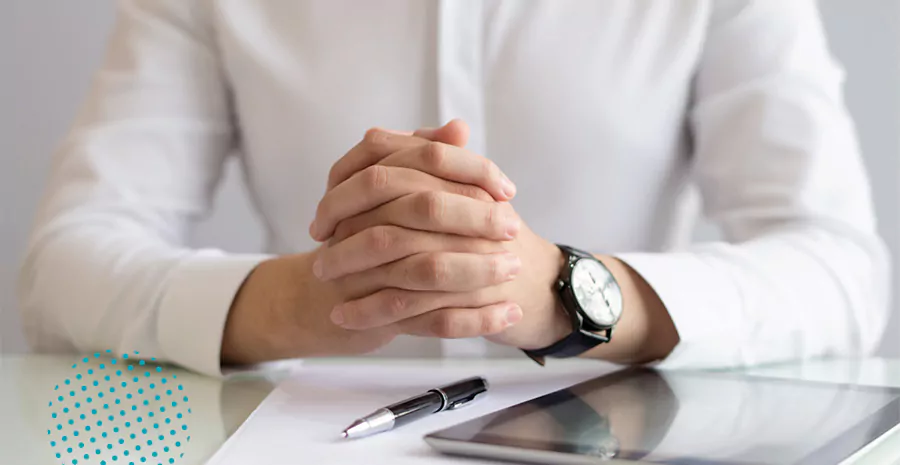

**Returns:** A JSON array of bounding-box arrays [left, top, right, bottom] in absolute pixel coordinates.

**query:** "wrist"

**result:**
[[516, 241, 572, 350], [222, 252, 334, 364], [528, 295, 573, 351], [221, 259, 274, 365]]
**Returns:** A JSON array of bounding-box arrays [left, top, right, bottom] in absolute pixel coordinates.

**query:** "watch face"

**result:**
[[571, 259, 623, 327]]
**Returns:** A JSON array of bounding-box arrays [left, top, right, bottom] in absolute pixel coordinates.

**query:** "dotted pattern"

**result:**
[[45, 351, 192, 465]]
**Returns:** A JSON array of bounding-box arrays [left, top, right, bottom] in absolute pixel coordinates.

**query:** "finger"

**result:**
[[326, 119, 469, 191], [314, 165, 500, 241], [330, 181, 494, 243], [413, 118, 470, 147], [377, 142, 516, 201], [397, 303, 523, 339], [329, 181, 496, 243], [314, 166, 440, 241], [326, 129, 427, 191], [314, 225, 505, 281], [329, 192, 520, 245], [375, 252, 521, 292], [331, 286, 506, 330], [380, 129, 415, 136]]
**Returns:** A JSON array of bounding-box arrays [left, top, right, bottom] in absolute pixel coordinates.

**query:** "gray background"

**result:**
[[3, 1, 898, 355]]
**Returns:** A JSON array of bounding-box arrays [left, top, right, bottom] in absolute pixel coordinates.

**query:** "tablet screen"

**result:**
[[426, 368, 900, 464]]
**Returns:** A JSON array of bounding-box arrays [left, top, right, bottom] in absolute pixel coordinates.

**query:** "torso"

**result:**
[[211, 0, 711, 356]]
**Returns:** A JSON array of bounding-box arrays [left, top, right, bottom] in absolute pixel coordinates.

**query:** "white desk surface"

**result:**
[[2, 355, 899, 465]]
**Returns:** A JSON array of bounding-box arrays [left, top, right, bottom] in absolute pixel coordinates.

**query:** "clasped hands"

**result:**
[[310, 119, 570, 352]]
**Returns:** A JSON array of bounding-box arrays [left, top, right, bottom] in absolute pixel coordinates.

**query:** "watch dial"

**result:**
[[571, 259, 623, 327]]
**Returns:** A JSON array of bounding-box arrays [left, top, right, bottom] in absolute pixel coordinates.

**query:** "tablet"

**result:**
[[425, 368, 900, 464]]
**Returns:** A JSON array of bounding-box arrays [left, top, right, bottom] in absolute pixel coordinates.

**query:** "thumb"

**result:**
[[414, 118, 470, 148]]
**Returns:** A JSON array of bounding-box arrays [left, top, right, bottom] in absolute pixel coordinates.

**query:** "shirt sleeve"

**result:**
[[616, 0, 890, 368], [17, 0, 270, 377]]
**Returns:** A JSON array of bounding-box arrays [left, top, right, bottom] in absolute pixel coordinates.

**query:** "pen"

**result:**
[[340, 376, 489, 439]]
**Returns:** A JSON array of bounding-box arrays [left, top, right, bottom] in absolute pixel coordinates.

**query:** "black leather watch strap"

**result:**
[[524, 329, 610, 359], [558, 244, 592, 259]]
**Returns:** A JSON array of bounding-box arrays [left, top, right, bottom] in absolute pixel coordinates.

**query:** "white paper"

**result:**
[[207, 359, 616, 465]]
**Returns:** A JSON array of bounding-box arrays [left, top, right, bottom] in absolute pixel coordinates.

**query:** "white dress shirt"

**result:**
[[19, 0, 889, 376]]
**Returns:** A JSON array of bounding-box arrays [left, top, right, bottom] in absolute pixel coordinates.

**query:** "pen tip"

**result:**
[[340, 431, 348, 439]]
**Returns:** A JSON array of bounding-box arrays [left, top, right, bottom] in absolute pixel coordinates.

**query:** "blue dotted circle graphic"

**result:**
[[46, 351, 192, 465]]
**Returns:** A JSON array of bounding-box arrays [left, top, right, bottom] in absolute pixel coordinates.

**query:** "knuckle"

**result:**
[[361, 165, 389, 191], [386, 291, 408, 318], [415, 191, 445, 223], [339, 301, 362, 326], [479, 310, 502, 335], [430, 312, 461, 338], [423, 142, 446, 170], [368, 225, 393, 251], [363, 128, 388, 150], [420, 254, 449, 286], [485, 204, 501, 233], [488, 255, 502, 283]]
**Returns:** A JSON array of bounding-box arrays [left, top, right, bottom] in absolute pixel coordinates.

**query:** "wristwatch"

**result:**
[[524, 245, 624, 360]]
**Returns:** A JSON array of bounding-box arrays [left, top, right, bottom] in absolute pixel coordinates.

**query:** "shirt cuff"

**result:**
[[157, 251, 271, 377], [614, 250, 744, 370]]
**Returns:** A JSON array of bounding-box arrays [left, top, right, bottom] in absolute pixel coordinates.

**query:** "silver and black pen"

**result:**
[[340, 376, 489, 439]]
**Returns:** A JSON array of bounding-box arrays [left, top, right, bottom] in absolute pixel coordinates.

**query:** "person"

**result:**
[[19, 0, 889, 377]]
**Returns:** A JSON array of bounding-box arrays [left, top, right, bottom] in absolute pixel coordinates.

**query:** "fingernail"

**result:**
[[312, 259, 324, 279], [505, 305, 523, 326], [330, 307, 345, 325], [504, 216, 521, 240], [505, 254, 522, 280], [500, 173, 517, 199]]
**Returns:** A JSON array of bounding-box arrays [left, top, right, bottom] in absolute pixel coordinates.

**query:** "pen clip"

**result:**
[[446, 391, 485, 410]]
